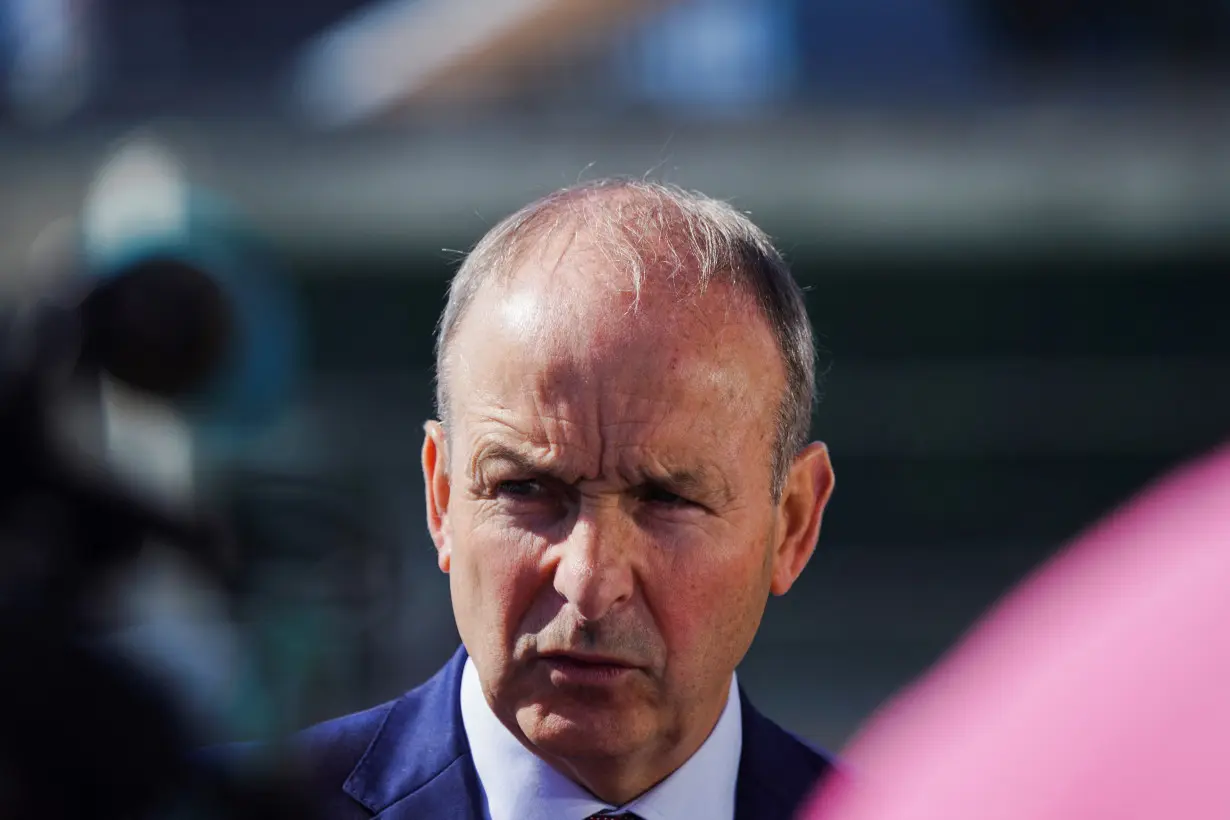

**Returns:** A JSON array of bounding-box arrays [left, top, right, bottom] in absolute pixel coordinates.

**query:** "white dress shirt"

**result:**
[[460, 657, 743, 820]]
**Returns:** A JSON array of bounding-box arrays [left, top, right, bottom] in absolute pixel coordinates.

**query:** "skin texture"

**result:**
[[422, 230, 835, 805]]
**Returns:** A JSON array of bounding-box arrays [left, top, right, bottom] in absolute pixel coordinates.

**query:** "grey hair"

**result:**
[[434, 178, 817, 499]]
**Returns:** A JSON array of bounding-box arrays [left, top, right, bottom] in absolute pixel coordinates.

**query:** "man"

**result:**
[[288, 180, 837, 819]]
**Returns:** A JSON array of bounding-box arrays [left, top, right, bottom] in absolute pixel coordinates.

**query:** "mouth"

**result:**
[[537, 652, 637, 685]]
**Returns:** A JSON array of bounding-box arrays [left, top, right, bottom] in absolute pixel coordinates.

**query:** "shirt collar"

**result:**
[[461, 657, 742, 820]]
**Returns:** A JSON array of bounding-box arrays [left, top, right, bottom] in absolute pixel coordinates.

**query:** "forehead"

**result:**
[[446, 244, 785, 480]]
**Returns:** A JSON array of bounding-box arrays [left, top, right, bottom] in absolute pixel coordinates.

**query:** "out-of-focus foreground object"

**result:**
[[0, 131, 312, 819], [803, 438, 1230, 820], [82, 134, 301, 436]]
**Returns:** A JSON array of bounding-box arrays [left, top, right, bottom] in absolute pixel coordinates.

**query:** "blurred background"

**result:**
[[1, 0, 1229, 751]]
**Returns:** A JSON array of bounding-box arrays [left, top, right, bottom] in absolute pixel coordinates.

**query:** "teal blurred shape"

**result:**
[[82, 189, 301, 435]]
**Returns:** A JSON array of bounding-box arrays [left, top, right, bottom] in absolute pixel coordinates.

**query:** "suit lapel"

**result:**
[[343, 647, 484, 819]]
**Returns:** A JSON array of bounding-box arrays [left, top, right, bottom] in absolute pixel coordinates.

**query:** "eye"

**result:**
[[638, 484, 694, 508], [495, 479, 545, 499]]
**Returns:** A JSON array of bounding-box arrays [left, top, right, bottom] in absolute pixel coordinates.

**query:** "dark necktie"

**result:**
[[586, 814, 642, 819]]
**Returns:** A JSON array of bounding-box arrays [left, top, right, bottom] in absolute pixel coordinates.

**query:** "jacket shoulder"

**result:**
[[207, 649, 472, 817], [737, 692, 838, 820], [775, 726, 836, 782], [203, 700, 400, 819], [293, 698, 402, 780]]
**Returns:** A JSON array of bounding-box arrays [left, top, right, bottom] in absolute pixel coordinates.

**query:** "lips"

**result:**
[[539, 652, 634, 668], [537, 652, 637, 685]]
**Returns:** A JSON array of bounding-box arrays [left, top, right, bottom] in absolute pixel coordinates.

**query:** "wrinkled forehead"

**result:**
[[452, 288, 770, 416], [495, 226, 765, 349], [445, 250, 784, 477]]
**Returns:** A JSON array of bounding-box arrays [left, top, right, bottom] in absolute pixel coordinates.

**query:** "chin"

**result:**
[[517, 701, 651, 760]]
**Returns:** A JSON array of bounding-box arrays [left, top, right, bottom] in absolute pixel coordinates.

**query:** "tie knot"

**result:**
[[587, 814, 641, 819]]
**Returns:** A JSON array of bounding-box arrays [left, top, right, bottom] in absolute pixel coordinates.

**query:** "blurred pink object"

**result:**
[[805, 441, 1230, 820]]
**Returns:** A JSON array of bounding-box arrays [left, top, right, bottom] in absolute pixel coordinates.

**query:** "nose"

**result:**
[[552, 509, 635, 622]]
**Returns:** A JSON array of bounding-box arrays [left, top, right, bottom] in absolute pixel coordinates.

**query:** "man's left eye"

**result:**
[[640, 486, 693, 507]]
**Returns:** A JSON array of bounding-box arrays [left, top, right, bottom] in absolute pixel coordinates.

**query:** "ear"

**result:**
[[422, 420, 453, 573], [770, 442, 835, 596]]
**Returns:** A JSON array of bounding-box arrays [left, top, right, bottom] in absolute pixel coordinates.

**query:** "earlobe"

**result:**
[[770, 442, 835, 596], [422, 420, 453, 574]]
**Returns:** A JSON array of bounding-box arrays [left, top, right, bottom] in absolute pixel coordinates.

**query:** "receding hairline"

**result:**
[[439, 179, 783, 349], [464, 183, 728, 291], [439, 185, 782, 410], [434, 178, 818, 498]]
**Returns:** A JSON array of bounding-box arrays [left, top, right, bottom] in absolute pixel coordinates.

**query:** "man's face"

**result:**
[[423, 249, 830, 772]]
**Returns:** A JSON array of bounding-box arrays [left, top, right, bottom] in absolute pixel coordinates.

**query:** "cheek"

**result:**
[[451, 503, 551, 639], [650, 531, 773, 673]]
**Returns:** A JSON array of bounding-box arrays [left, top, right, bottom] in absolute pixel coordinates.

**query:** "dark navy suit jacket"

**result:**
[[279, 647, 834, 819]]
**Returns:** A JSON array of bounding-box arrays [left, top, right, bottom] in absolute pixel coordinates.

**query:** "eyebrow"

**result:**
[[469, 442, 732, 503], [469, 443, 543, 478]]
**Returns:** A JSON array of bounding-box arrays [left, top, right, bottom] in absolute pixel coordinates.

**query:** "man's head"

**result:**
[[422, 179, 834, 801]]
